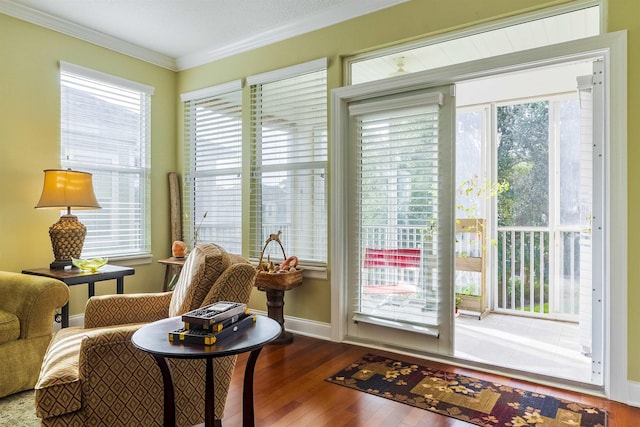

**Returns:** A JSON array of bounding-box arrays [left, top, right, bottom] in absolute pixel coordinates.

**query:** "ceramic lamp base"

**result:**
[[49, 214, 86, 270]]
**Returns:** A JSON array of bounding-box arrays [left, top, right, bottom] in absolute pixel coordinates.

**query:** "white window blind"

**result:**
[[248, 59, 328, 265], [60, 62, 153, 259], [182, 81, 243, 253], [350, 92, 448, 329]]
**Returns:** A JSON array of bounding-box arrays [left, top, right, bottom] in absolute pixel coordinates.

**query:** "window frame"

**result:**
[[344, 0, 602, 85], [181, 80, 244, 254], [59, 61, 153, 262], [246, 58, 329, 271], [332, 30, 627, 401]]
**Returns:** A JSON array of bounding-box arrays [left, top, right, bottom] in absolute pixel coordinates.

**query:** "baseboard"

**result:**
[[251, 309, 332, 341], [628, 381, 640, 407], [52, 313, 84, 332]]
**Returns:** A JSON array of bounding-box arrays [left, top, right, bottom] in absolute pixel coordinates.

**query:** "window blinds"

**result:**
[[350, 92, 448, 331], [60, 62, 153, 259], [248, 59, 327, 265], [182, 81, 243, 253]]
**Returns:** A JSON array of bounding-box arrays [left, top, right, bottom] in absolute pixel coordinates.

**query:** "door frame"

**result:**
[[330, 31, 627, 401]]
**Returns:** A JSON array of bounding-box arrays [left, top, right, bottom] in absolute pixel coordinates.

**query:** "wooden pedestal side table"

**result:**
[[158, 257, 186, 291], [254, 275, 302, 345], [22, 264, 135, 328], [132, 315, 281, 427]]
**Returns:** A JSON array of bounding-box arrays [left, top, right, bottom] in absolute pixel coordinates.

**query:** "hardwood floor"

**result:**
[[222, 334, 640, 426]]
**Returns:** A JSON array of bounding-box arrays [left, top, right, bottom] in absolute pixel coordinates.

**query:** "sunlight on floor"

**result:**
[[455, 312, 592, 383]]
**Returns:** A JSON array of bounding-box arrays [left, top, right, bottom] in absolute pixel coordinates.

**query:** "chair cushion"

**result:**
[[168, 243, 230, 317], [0, 309, 19, 345]]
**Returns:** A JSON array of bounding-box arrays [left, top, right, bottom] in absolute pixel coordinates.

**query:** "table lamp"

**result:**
[[35, 169, 101, 269]]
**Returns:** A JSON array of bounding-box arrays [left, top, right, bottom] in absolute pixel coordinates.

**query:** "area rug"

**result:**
[[326, 354, 606, 427], [0, 390, 40, 427]]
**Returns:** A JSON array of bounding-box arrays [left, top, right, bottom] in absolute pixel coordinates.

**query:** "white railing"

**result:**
[[358, 224, 585, 321], [497, 226, 583, 319]]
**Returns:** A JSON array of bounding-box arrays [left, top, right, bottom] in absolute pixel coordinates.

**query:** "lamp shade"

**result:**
[[35, 169, 101, 210]]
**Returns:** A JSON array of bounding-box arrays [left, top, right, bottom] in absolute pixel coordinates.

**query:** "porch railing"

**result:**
[[497, 226, 584, 319], [358, 225, 586, 320]]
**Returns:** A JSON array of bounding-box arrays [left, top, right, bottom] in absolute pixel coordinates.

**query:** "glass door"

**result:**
[[343, 86, 456, 354]]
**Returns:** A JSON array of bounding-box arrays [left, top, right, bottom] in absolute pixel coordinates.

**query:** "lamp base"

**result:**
[[49, 214, 86, 270], [50, 259, 73, 270]]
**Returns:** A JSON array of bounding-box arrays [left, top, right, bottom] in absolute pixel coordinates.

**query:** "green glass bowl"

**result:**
[[72, 258, 108, 272]]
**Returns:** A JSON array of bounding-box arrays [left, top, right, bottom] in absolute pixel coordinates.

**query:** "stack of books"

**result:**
[[168, 301, 255, 346]]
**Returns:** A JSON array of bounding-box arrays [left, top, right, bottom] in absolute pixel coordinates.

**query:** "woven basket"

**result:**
[[255, 268, 303, 291], [255, 235, 303, 291]]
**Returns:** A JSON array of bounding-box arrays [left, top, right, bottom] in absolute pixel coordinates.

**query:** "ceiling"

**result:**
[[1, 0, 408, 71]]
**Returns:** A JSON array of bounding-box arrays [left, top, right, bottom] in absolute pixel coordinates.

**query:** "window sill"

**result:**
[[107, 254, 153, 267]]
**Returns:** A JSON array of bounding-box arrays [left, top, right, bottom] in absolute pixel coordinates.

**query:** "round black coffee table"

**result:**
[[132, 315, 281, 427]]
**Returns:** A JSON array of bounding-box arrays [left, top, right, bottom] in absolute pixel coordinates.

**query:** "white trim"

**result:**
[[603, 30, 628, 403], [60, 61, 155, 95], [109, 254, 153, 267], [250, 309, 332, 341], [246, 58, 327, 86], [343, 0, 602, 84], [1, 0, 176, 70], [1, 0, 407, 72], [180, 80, 243, 102], [332, 30, 627, 402], [628, 381, 640, 408], [175, 0, 408, 71]]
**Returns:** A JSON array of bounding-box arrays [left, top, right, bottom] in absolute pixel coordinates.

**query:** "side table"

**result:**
[[158, 257, 186, 291], [22, 264, 135, 328], [131, 315, 281, 427]]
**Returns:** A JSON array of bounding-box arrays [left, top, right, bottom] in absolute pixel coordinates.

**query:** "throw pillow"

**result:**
[[168, 243, 230, 317]]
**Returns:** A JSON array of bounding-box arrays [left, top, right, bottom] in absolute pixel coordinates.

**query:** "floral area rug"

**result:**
[[326, 354, 606, 427]]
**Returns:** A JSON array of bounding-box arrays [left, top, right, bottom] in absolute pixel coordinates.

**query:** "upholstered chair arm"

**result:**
[[0, 272, 68, 339], [84, 292, 172, 329]]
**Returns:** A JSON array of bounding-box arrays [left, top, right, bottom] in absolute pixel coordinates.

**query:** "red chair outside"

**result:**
[[362, 248, 421, 307]]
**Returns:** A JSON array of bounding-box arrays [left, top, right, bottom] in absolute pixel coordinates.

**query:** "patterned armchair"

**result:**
[[34, 244, 257, 427]]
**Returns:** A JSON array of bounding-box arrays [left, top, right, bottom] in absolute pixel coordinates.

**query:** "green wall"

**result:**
[[2, 0, 639, 383], [610, 0, 640, 383], [0, 13, 176, 314]]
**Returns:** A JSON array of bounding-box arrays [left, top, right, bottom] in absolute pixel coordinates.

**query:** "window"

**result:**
[[60, 62, 153, 259], [247, 59, 328, 266], [346, 90, 454, 342], [181, 81, 243, 253], [347, 4, 600, 84]]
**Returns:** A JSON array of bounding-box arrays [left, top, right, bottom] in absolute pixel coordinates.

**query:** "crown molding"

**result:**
[[1, 0, 408, 72], [0, 0, 177, 71], [175, 0, 409, 71]]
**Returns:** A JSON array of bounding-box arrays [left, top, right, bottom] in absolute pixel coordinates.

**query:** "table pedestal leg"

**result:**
[[242, 348, 263, 427], [264, 289, 293, 344], [61, 303, 69, 328], [205, 358, 215, 427], [152, 355, 176, 427]]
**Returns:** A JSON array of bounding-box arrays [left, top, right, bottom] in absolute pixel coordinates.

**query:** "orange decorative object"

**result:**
[[172, 240, 186, 258]]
